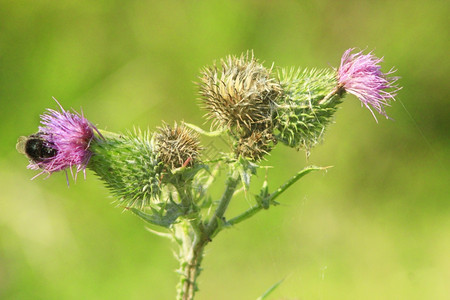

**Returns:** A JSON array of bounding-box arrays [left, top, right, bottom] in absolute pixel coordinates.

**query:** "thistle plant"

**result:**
[[17, 48, 400, 300]]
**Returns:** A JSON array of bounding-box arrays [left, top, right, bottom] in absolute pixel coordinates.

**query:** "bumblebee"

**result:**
[[16, 133, 57, 163]]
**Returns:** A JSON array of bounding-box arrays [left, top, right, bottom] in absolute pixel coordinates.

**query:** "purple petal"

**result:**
[[338, 48, 401, 121], [28, 99, 98, 178]]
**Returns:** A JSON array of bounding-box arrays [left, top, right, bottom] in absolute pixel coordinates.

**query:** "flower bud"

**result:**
[[88, 130, 163, 209]]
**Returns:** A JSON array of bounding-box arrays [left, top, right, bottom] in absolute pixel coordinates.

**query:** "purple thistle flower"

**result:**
[[337, 48, 400, 121], [27, 98, 100, 180]]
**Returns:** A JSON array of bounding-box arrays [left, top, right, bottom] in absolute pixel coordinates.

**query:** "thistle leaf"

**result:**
[[129, 205, 183, 228], [256, 278, 284, 300], [234, 156, 257, 191]]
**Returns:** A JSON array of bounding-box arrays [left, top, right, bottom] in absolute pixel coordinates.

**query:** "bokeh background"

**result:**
[[1, 0, 448, 299]]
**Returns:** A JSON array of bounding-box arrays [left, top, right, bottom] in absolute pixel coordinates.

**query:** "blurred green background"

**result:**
[[1, 0, 448, 299]]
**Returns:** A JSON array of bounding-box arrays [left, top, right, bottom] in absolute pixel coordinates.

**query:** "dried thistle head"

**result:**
[[155, 122, 202, 170], [235, 126, 277, 161], [198, 52, 282, 134]]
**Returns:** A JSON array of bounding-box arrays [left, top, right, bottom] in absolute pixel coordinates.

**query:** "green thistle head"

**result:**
[[88, 130, 163, 209], [274, 68, 343, 152]]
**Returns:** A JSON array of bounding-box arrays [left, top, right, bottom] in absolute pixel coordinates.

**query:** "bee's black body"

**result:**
[[24, 134, 57, 163]]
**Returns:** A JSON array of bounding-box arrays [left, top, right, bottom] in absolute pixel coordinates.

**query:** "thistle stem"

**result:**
[[205, 171, 240, 238], [227, 204, 262, 226], [228, 166, 325, 226], [179, 239, 204, 300], [176, 184, 193, 211], [266, 166, 326, 203], [178, 171, 240, 300]]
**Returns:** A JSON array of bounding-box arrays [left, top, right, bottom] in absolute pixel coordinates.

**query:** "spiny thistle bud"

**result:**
[[198, 52, 282, 133], [154, 123, 202, 170], [274, 68, 341, 151], [88, 130, 163, 209], [16, 99, 100, 180]]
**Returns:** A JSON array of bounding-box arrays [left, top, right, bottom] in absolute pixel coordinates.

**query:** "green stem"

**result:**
[[227, 205, 262, 226], [178, 171, 240, 300], [204, 172, 240, 238], [228, 166, 326, 226], [266, 165, 325, 203], [179, 236, 205, 300], [176, 183, 193, 211], [177, 166, 323, 298]]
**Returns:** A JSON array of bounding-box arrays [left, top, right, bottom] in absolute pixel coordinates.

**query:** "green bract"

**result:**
[[275, 68, 343, 152], [88, 130, 163, 209]]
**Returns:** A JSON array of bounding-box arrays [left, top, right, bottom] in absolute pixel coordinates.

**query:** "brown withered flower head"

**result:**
[[235, 126, 276, 161], [155, 123, 202, 170], [198, 52, 281, 161], [198, 52, 282, 134]]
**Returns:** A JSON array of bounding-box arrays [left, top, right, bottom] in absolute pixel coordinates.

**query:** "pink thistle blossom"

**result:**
[[338, 48, 400, 121], [27, 98, 101, 180]]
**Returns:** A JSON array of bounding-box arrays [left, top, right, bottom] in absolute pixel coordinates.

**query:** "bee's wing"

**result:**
[[16, 136, 28, 155]]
